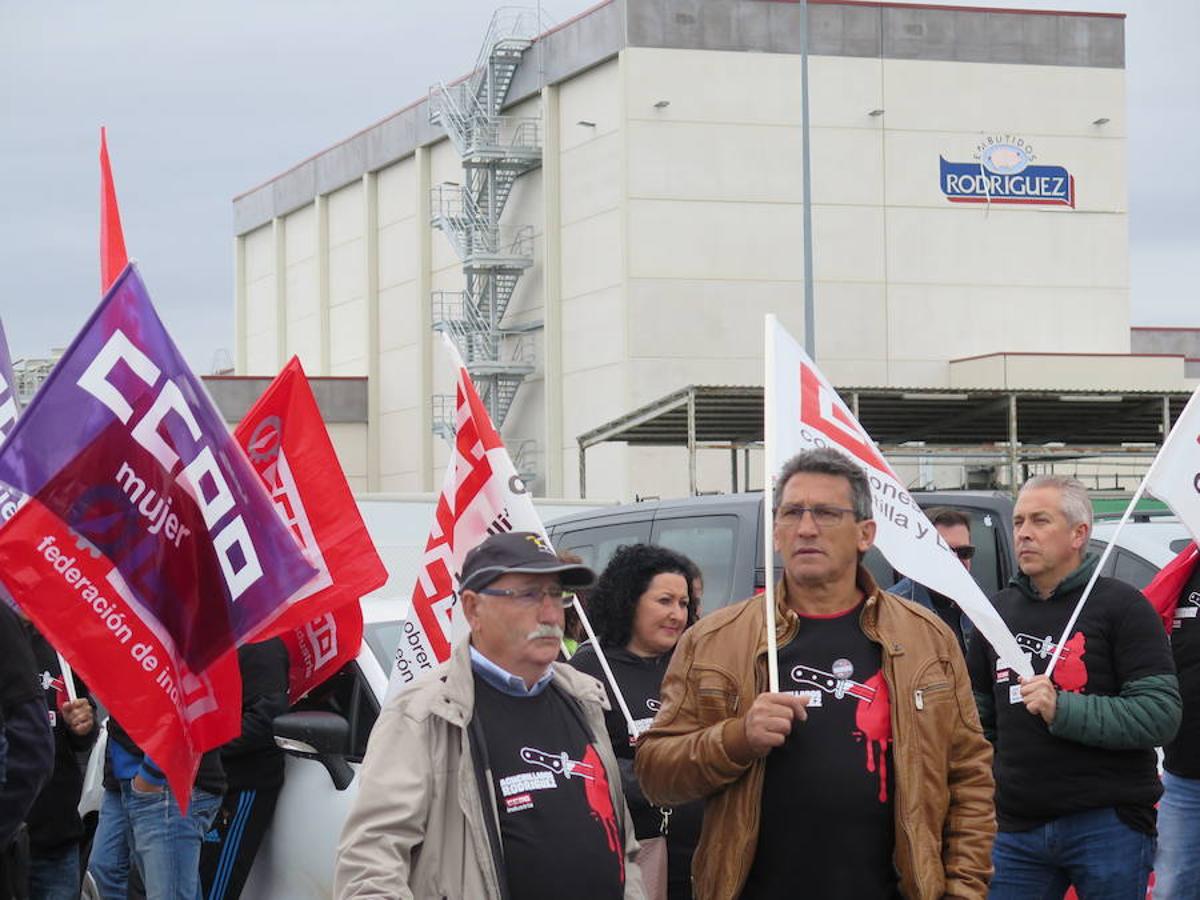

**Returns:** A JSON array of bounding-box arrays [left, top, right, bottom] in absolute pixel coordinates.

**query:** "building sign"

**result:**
[[940, 135, 1075, 208]]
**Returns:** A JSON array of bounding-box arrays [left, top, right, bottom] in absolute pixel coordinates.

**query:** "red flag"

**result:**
[[1142, 541, 1199, 633], [100, 127, 128, 292], [235, 357, 387, 700]]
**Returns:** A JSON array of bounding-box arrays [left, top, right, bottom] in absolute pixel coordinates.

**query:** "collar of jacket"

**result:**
[[1010, 552, 1099, 602], [756, 565, 886, 656], [434, 639, 613, 729]]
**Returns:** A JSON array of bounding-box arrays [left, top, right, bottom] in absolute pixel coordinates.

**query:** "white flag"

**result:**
[[1144, 386, 1200, 544], [766, 316, 1031, 677], [385, 336, 549, 700]]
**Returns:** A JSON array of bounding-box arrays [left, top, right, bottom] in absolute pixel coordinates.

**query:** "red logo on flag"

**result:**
[[798, 364, 890, 474]]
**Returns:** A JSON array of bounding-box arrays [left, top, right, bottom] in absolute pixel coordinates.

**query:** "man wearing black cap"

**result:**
[[335, 531, 645, 900]]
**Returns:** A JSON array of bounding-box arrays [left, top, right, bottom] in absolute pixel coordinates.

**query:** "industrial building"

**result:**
[[230, 0, 1192, 500]]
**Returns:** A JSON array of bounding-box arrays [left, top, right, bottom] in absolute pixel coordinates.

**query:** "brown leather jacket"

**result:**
[[635, 568, 995, 900]]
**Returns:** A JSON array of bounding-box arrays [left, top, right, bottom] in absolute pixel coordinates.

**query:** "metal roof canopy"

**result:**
[[576, 384, 1192, 497]]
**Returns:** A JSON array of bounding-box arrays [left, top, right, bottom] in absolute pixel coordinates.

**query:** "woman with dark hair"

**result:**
[[569, 544, 703, 900]]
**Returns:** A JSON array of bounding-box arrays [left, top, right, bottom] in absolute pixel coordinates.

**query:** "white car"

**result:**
[[1089, 516, 1192, 590]]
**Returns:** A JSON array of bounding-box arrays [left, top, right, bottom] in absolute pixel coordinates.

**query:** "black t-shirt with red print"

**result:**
[[473, 675, 625, 900], [1165, 562, 1200, 778], [741, 601, 899, 900], [968, 560, 1175, 834]]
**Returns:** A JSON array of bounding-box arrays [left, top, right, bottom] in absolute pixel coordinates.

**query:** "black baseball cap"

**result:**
[[459, 531, 596, 593]]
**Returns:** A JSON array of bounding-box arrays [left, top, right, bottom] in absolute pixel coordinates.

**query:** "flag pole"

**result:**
[[571, 597, 641, 743], [763, 316, 780, 693], [1044, 401, 1183, 678], [57, 652, 78, 703]]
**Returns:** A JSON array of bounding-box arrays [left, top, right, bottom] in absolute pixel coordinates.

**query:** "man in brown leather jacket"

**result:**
[[636, 448, 995, 899]]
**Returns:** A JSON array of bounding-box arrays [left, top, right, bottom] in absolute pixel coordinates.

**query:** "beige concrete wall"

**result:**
[[557, 58, 629, 499], [235, 42, 1153, 504], [950, 353, 1190, 391], [328, 422, 369, 493], [241, 224, 279, 374], [376, 157, 426, 492]]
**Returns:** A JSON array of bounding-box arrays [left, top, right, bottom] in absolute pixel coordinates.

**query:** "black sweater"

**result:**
[[968, 556, 1180, 834], [222, 639, 290, 792], [24, 626, 98, 854], [0, 604, 53, 847]]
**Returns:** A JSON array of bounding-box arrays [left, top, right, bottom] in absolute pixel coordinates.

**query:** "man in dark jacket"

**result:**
[[199, 638, 290, 900], [24, 623, 98, 900], [888, 506, 976, 654], [86, 717, 224, 900], [0, 602, 53, 900], [967, 475, 1180, 898]]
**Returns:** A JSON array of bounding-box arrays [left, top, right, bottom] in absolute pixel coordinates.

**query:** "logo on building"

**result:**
[[939, 135, 1075, 208]]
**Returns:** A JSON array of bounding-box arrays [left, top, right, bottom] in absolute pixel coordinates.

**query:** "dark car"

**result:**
[[546, 490, 1016, 611]]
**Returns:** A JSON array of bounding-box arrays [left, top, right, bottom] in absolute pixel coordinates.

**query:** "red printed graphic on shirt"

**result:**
[[854, 672, 893, 803], [581, 744, 624, 883], [1051, 632, 1088, 693]]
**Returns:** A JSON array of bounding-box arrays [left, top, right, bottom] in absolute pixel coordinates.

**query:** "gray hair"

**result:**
[[774, 448, 872, 521], [1020, 475, 1093, 530]]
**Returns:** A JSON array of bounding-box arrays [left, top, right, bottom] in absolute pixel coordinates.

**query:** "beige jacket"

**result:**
[[635, 569, 995, 900], [335, 640, 645, 900]]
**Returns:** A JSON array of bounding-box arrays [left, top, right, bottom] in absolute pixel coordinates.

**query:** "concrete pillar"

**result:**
[[316, 194, 331, 376], [541, 84, 564, 497], [233, 235, 247, 374], [273, 217, 287, 369], [417, 146, 435, 491], [364, 172, 381, 492]]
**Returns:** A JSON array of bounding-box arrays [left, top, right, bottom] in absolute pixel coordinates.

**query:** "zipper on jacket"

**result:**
[[914, 681, 950, 710]]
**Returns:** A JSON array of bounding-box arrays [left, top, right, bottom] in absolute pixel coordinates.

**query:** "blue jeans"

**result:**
[[1155, 771, 1200, 899], [990, 807, 1154, 899], [88, 787, 132, 900], [127, 781, 221, 900], [30, 844, 81, 900], [87, 782, 221, 900]]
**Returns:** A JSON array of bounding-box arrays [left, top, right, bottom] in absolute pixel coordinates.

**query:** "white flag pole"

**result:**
[[763, 315, 780, 693], [571, 596, 641, 742], [1044, 408, 1181, 678], [57, 652, 78, 703]]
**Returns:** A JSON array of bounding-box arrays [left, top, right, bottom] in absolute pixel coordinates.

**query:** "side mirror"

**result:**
[[273, 711, 355, 791]]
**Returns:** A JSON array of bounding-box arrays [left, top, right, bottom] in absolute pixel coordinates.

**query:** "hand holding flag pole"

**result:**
[[1046, 384, 1200, 678]]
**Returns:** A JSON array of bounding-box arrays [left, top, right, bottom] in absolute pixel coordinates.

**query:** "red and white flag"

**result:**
[[765, 316, 1030, 676], [385, 337, 547, 699], [235, 357, 388, 701]]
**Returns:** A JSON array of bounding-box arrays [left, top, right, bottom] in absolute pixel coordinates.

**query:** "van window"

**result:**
[[553, 520, 653, 574], [874, 507, 1006, 598], [1111, 550, 1158, 590], [652, 516, 739, 608], [967, 510, 1005, 598]]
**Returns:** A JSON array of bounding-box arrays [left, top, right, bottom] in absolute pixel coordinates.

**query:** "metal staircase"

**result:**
[[428, 7, 544, 436]]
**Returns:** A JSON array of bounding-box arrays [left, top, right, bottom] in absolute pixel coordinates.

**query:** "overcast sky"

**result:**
[[1, 0, 1197, 372]]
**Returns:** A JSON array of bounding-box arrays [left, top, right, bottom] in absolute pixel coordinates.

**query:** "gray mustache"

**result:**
[[526, 624, 565, 642]]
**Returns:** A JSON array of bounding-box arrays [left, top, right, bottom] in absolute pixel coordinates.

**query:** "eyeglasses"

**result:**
[[951, 545, 976, 561], [775, 504, 859, 528], [475, 586, 576, 607]]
